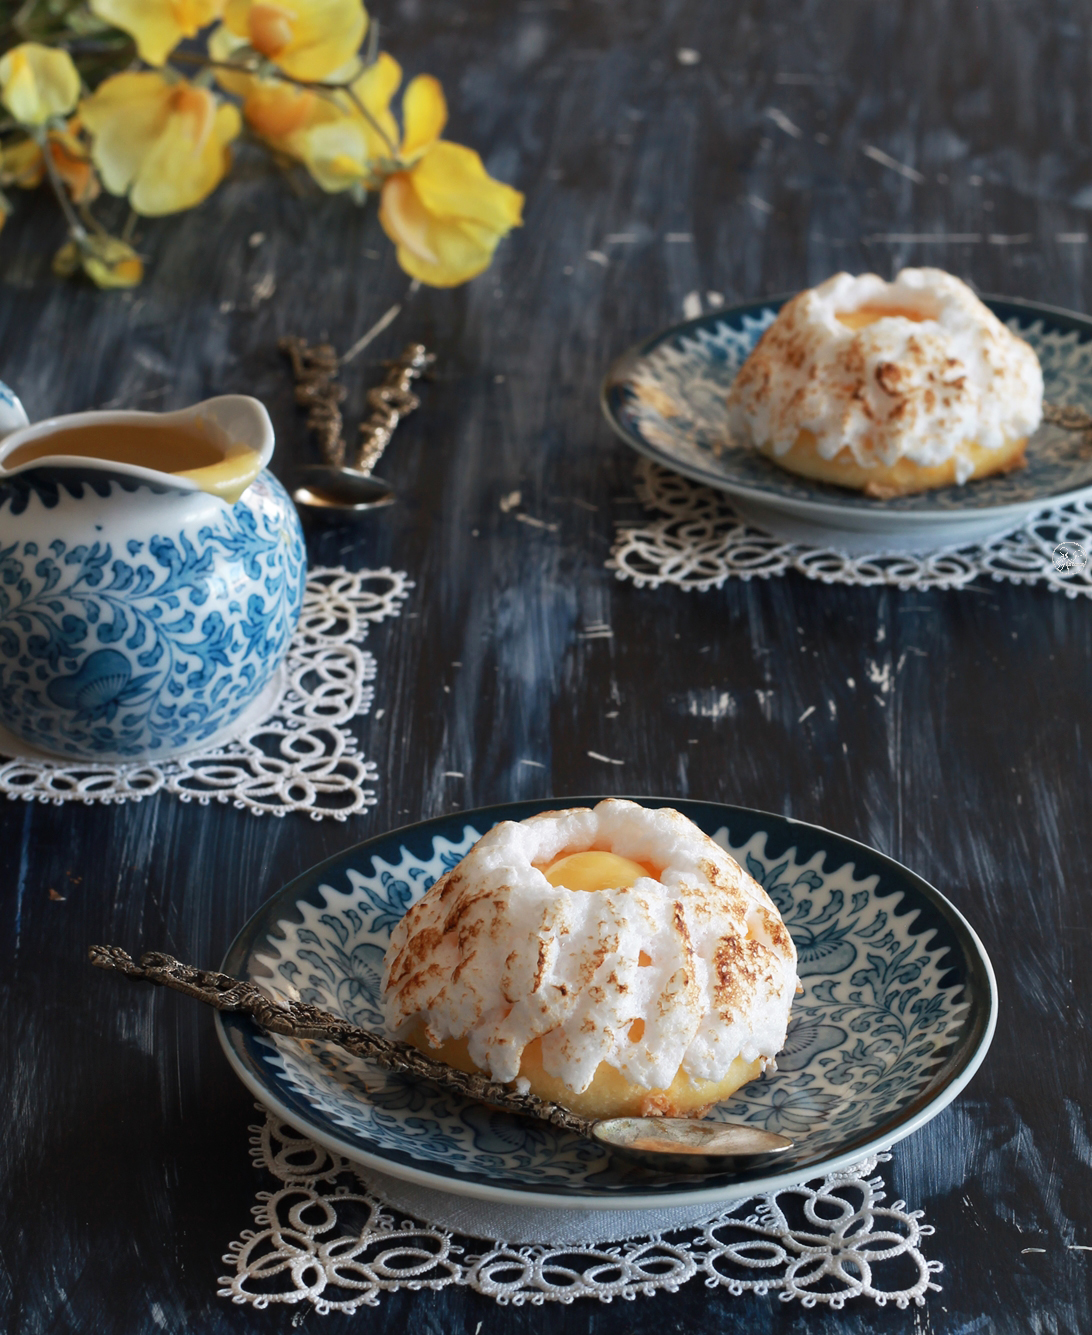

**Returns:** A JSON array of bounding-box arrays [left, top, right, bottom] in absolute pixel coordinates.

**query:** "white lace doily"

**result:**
[[610, 459, 1092, 595], [0, 567, 410, 819], [218, 1109, 941, 1312]]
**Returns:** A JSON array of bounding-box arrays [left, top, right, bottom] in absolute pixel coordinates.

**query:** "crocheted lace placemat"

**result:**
[[610, 459, 1092, 595], [218, 1109, 941, 1312], [0, 567, 410, 819]]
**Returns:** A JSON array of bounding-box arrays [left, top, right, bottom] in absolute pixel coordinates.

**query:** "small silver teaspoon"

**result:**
[[289, 343, 433, 514], [89, 945, 793, 1175]]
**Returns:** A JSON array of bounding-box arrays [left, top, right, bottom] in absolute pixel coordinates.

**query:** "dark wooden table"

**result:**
[[2, 1, 1091, 1330]]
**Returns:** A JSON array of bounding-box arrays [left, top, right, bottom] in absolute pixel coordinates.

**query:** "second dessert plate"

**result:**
[[601, 296, 1092, 552], [217, 798, 997, 1212]]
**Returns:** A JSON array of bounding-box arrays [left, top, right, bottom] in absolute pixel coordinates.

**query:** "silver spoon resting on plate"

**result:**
[[88, 945, 793, 1175]]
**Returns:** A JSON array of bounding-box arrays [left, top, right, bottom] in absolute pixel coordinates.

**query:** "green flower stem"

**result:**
[[78, 202, 110, 239], [335, 83, 397, 158], [32, 126, 87, 242]]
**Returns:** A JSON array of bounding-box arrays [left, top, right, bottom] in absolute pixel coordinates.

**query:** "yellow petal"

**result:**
[[379, 172, 439, 264], [0, 137, 45, 190], [49, 132, 100, 204], [82, 74, 238, 215], [400, 74, 446, 159], [349, 50, 400, 156], [53, 235, 143, 287], [223, 0, 251, 35], [247, 3, 294, 55], [0, 44, 80, 127], [80, 235, 144, 288], [390, 220, 498, 287], [80, 72, 175, 196], [410, 140, 523, 233], [321, 53, 363, 85], [351, 50, 400, 110], [293, 116, 370, 191], [246, 82, 316, 140], [379, 147, 522, 288], [225, 0, 367, 82], [129, 85, 239, 215], [90, 0, 225, 66], [215, 101, 243, 147], [52, 239, 82, 277], [208, 22, 256, 98], [380, 172, 503, 286]]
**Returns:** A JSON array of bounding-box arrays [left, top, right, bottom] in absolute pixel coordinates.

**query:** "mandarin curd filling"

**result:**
[[381, 800, 798, 1120], [538, 849, 657, 892], [833, 305, 932, 330], [726, 268, 1043, 497]]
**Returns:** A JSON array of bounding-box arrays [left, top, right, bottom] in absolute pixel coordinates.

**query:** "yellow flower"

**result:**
[[89, 0, 226, 66], [0, 122, 99, 202], [80, 72, 241, 216], [244, 55, 522, 283], [243, 81, 325, 142], [54, 235, 143, 289], [0, 43, 80, 127], [49, 122, 101, 205], [240, 51, 399, 191], [248, 85, 369, 192], [378, 76, 523, 287], [0, 137, 46, 190], [223, 0, 367, 82], [245, 81, 378, 191]]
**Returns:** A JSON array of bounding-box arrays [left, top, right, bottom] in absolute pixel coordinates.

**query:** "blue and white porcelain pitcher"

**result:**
[[0, 383, 306, 761]]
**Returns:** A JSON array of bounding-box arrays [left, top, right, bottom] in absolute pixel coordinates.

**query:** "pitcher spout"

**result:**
[[169, 396, 274, 502], [0, 394, 274, 505]]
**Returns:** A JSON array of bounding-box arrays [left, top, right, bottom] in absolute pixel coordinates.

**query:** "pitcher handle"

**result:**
[[0, 381, 29, 440]]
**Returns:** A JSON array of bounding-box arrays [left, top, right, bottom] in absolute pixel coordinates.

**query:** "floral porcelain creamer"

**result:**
[[0, 383, 306, 761]]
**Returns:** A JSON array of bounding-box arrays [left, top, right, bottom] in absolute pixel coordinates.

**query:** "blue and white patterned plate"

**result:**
[[216, 799, 997, 1210], [601, 296, 1092, 552]]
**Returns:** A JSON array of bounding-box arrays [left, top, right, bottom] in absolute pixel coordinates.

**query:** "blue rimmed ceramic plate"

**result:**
[[601, 296, 1092, 553], [216, 798, 997, 1210]]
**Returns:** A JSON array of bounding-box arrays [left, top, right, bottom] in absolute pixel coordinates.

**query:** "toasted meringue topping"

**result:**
[[726, 269, 1043, 482], [381, 799, 798, 1095]]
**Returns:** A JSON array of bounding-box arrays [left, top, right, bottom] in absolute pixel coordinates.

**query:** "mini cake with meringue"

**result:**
[[381, 799, 798, 1120], [725, 268, 1043, 497]]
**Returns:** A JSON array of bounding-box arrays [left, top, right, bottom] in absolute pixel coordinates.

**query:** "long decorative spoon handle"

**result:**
[[350, 343, 434, 475], [88, 945, 592, 1137]]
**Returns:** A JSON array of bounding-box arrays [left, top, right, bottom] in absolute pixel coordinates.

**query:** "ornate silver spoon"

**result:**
[[283, 341, 433, 514], [89, 945, 793, 1175]]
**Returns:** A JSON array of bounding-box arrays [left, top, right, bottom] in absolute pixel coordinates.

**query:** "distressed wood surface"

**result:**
[[1, 0, 1091, 1330]]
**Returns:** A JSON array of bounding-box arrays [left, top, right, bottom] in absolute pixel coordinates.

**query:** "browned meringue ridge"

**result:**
[[381, 800, 798, 1119]]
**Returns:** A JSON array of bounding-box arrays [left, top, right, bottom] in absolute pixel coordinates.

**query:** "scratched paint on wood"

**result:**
[[0, 1, 1090, 1331]]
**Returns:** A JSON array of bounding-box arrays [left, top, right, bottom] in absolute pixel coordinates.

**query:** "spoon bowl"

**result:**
[[284, 341, 432, 518], [591, 1117, 793, 1174], [291, 466, 396, 512]]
